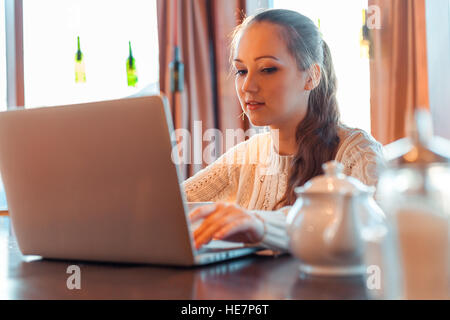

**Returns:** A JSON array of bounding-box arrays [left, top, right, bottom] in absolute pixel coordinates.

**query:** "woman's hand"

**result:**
[[189, 202, 265, 250]]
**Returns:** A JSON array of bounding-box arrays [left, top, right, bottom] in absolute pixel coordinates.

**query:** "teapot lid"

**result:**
[[294, 161, 374, 195]]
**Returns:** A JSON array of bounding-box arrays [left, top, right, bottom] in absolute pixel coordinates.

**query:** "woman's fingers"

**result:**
[[189, 203, 220, 223], [194, 208, 235, 249], [214, 216, 250, 241], [193, 205, 234, 238], [215, 215, 264, 243], [188, 203, 260, 250]]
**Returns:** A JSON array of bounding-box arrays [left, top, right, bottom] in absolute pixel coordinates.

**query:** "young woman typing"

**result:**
[[183, 9, 384, 252]]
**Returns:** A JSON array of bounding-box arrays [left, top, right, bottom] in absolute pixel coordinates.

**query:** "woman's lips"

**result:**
[[246, 102, 265, 111]]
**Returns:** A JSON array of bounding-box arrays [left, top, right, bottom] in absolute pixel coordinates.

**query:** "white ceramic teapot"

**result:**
[[286, 161, 385, 276]]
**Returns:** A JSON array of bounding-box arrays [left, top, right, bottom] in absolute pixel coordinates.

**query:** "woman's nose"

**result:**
[[241, 73, 259, 93]]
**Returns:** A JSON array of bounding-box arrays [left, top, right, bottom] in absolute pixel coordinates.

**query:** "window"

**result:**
[[22, 0, 159, 108], [0, 0, 6, 111], [272, 0, 371, 133], [0, 1, 160, 210]]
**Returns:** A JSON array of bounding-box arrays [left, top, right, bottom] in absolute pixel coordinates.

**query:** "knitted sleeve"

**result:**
[[339, 131, 386, 187], [252, 206, 292, 253]]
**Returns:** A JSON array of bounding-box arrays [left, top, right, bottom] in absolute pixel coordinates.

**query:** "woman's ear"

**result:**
[[304, 64, 321, 91]]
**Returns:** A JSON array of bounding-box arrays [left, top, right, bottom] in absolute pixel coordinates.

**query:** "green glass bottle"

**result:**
[[169, 46, 184, 93], [75, 36, 86, 83], [360, 9, 371, 59], [126, 41, 138, 87], [317, 18, 323, 37]]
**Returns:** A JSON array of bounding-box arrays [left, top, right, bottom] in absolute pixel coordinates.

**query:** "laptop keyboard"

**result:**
[[196, 240, 246, 254]]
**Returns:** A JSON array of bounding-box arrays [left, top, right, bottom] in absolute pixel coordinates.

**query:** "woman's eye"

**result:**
[[262, 67, 277, 74], [235, 69, 247, 76]]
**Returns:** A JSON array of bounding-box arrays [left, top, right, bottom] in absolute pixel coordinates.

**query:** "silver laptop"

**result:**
[[0, 95, 261, 266]]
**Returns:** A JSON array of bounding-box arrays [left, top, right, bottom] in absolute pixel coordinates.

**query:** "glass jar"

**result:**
[[375, 109, 450, 299]]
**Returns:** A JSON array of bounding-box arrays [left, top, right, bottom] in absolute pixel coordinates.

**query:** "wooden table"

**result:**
[[0, 216, 369, 300]]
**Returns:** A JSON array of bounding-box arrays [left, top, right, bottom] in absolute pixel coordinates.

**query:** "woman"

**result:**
[[183, 9, 384, 252]]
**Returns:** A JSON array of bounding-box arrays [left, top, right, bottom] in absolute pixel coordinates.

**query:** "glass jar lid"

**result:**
[[386, 109, 450, 166]]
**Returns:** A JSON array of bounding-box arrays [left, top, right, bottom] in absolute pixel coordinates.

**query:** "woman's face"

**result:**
[[233, 22, 311, 129]]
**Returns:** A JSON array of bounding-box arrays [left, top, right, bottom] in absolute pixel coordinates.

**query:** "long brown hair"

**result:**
[[230, 9, 341, 208]]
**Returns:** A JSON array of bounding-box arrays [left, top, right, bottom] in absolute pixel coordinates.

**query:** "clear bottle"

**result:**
[[376, 109, 450, 299]]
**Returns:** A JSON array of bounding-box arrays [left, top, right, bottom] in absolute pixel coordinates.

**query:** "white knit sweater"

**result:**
[[182, 126, 385, 252]]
